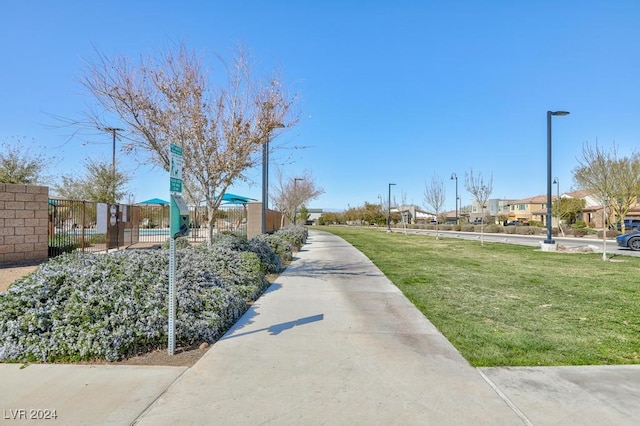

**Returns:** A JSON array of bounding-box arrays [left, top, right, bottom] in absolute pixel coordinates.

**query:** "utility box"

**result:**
[[101, 203, 125, 249], [170, 194, 190, 239]]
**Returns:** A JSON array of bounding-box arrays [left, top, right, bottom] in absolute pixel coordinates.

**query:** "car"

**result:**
[[505, 220, 522, 226], [471, 218, 484, 225], [617, 219, 640, 231], [616, 231, 640, 251]]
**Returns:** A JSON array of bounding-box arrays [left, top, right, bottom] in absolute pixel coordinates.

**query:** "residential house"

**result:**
[[566, 189, 640, 228], [562, 190, 602, 227], [469, 198, 511, 223], [393, 204, 434, 224], [306, 208, 324, 225], [463, 189, 640, 229]]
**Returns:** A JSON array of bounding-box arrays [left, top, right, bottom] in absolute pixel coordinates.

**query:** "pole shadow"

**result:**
[[221, 313, 324, 339]]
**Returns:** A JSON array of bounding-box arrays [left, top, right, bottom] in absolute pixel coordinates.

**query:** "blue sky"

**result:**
[[2, 1, 639, 212]]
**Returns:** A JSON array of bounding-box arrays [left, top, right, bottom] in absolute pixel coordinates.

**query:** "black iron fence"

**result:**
[[48, 198, 247, 258], [48, 199, 139, 256]]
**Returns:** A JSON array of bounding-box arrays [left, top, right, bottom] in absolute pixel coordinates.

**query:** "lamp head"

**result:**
[[550, 111, 570, 116]]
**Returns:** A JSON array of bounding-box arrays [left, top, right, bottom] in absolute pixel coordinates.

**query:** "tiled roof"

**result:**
[[507, 194, 547, 204]]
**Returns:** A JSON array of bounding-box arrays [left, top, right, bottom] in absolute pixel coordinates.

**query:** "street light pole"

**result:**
[[450, 173, 458, 224], [103, 127, 123, 203], [261, 137, 269, 234], [544, 111, 569, 246], [261, 123, 284, 234], [553, 177, 560, 230], [387, 183, 396, 231], [293, 178, 304, 225]]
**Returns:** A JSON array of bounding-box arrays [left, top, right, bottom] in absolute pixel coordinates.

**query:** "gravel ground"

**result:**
[[0, 262, 40, 293]]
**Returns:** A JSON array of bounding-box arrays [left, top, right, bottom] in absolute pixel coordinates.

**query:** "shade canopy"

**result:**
[[136, 194, 255, 207], [136, 198, 170, 206], [218, 193, 256, 205]]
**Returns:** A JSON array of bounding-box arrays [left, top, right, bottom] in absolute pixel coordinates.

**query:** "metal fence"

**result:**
[[48, 198, 247, 257], [48, 199, 140, 256], [188, 204, 247, 241]]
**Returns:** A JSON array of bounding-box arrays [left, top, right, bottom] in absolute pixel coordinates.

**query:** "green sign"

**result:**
[[169, 144, 183, 194], [170, 144, 182, 156], [170, 178, 182, 193]]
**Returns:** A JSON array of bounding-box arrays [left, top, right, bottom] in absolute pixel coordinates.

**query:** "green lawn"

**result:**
[[315, 226, 640, 367]]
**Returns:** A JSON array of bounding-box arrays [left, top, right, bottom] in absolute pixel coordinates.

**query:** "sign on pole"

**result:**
[[168, 143, 183, 356], [170, 144, 183, 193]]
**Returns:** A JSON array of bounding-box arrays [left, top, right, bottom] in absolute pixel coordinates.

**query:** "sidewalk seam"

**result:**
[[129, 366, 191, 425], [477, 369, 533, 426]]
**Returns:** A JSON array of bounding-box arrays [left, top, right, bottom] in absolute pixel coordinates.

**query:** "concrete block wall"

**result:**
[[246, 202, 284, 239], [0, 184, 49, 263]]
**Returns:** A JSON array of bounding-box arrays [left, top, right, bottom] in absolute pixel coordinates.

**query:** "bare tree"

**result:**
[[271, 168, 324, 226], [574, 142, 640, 234], [396, 191, 410, 235], [610, 153, 640, 232], [573, 141, 640, 260], [79, 44, 297, 242], [423, 174, 446, 239], [464, 169, 493, 245]]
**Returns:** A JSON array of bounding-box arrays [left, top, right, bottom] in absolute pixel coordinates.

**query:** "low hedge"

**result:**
[[0, 226, 309, 363]]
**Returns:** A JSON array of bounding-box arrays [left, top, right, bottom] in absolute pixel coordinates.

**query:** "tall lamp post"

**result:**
[[450, 173, 458, 224], [293, 177, 304, 225], [544, 110, 569, 245], [103, 127, 124, 203], [261, 137, 268, 234], [387, 183, 396, 231], [553, 177, 560, 230], [261, 124, 284, 234]]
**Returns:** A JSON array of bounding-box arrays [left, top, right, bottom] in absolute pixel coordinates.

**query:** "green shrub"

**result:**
[[598, 230, 620, 238], [247, 237, 283, 273], [48, 235, 80, 257], [274, 225, 308, 250], [485, 224, 503, 233], [572, 220, 587, 229], [254, 233, 293, 263], [210, 232, 249, 251], [88, 233, 106, 244], [161, 236, 192, 249], [515, 226, 537, 235], [0, 238, 277, 363]]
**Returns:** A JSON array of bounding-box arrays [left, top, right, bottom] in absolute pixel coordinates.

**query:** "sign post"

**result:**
[[168, 143, 184, 356]]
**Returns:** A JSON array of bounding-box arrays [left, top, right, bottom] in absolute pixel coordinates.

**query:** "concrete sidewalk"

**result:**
[[135, 229, 519, 424], [2, 229, 639, 425], [0, 364, 186, 424], [134, 229, 640, 425]]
